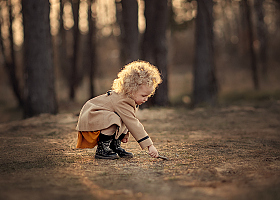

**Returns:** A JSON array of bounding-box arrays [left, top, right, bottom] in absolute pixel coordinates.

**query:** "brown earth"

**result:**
[[0, 101, 280, 200]]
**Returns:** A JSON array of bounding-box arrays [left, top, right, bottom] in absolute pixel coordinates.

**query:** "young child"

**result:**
[[76, 60, 162, 159]]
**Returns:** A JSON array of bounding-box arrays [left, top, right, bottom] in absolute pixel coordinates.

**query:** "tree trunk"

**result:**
[[0, 2, 24, 107], [22, 0, 57, 118], [115, 0, 125, 63], [254, 0, 267, 78], [141, 0, 169, 106], [243, 0, 259, 90], [121, 0, 139, 64], [88, 0, 97, 98], [69, 0, 80, 100], [193, 0, 218, 106], [59, 0, 71, 86]]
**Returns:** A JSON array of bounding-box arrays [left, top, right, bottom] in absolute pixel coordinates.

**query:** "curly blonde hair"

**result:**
[[112, 60, 162, 97]]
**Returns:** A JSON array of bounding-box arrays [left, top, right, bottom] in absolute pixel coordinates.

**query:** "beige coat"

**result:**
[[76, 91, 153, 149]]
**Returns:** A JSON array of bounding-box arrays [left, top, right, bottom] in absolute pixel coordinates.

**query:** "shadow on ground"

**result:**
[[1, 101, 280, 200]]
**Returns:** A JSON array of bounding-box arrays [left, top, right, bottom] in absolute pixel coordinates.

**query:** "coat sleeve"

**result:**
[[114, 99, 153, 149]]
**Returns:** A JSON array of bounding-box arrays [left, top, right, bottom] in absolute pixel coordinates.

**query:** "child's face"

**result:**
[[132, 85, 153, 105]]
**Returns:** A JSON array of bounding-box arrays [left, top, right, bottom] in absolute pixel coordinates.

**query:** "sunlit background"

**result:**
[[0, 0, 280, 121], [1, 0, 278, 46]]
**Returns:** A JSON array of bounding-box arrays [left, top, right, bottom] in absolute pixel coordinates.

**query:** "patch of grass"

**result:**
[[0, 157, 56, 173], [220, 89, 280, 104]]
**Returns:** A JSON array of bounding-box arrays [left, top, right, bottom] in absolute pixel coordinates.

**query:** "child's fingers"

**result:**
[[149, 153, 155, 158], [122, 138, 128, 143], [149, 152, 158, 158]]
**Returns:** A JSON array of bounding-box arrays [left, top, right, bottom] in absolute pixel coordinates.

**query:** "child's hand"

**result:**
[[148, 145, 159, 158], [122, 138, 128, 143], [121, 133, 129, 143]]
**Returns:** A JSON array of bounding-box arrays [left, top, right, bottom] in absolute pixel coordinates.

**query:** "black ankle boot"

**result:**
[[110, 134, 133, 158], [95, 133, 119, 159]]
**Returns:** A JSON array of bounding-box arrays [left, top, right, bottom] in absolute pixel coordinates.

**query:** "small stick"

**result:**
[[146, 152, 169, 160], [158, 154, 169, 161]]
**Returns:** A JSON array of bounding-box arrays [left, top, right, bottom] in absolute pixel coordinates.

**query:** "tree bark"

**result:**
[[59, 0, 70, 86], [254, 0, 267, 78], [0, 2, 24, 107], [243, 0, 259, 90], [69, 0, 80, 100], [121, 0, 139, 64], [141, 0, 169, 106], [193, 0, 218, 106], [88, 0, 96, 98], [22, 0, 57, 117]]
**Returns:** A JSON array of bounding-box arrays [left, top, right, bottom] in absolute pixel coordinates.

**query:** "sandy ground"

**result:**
[[0, 101, 280, 200]]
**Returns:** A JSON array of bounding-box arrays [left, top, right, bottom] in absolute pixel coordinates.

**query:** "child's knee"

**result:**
[[101, 124, 117, 136]]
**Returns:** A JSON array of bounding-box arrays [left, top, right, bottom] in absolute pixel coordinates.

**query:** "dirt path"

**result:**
[[1, 102, 280, 200]]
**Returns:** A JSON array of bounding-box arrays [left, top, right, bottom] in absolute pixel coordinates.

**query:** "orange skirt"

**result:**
[[76, 130, 101, 149]]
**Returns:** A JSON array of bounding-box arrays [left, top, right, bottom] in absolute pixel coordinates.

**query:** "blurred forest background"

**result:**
[[0, 0, 280, 122]]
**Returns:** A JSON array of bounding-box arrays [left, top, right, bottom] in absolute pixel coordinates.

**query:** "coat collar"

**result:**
[[109, 90, 137, 109]]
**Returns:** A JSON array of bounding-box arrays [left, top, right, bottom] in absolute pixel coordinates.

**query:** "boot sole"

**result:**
[[95, 154, 119, 160]]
